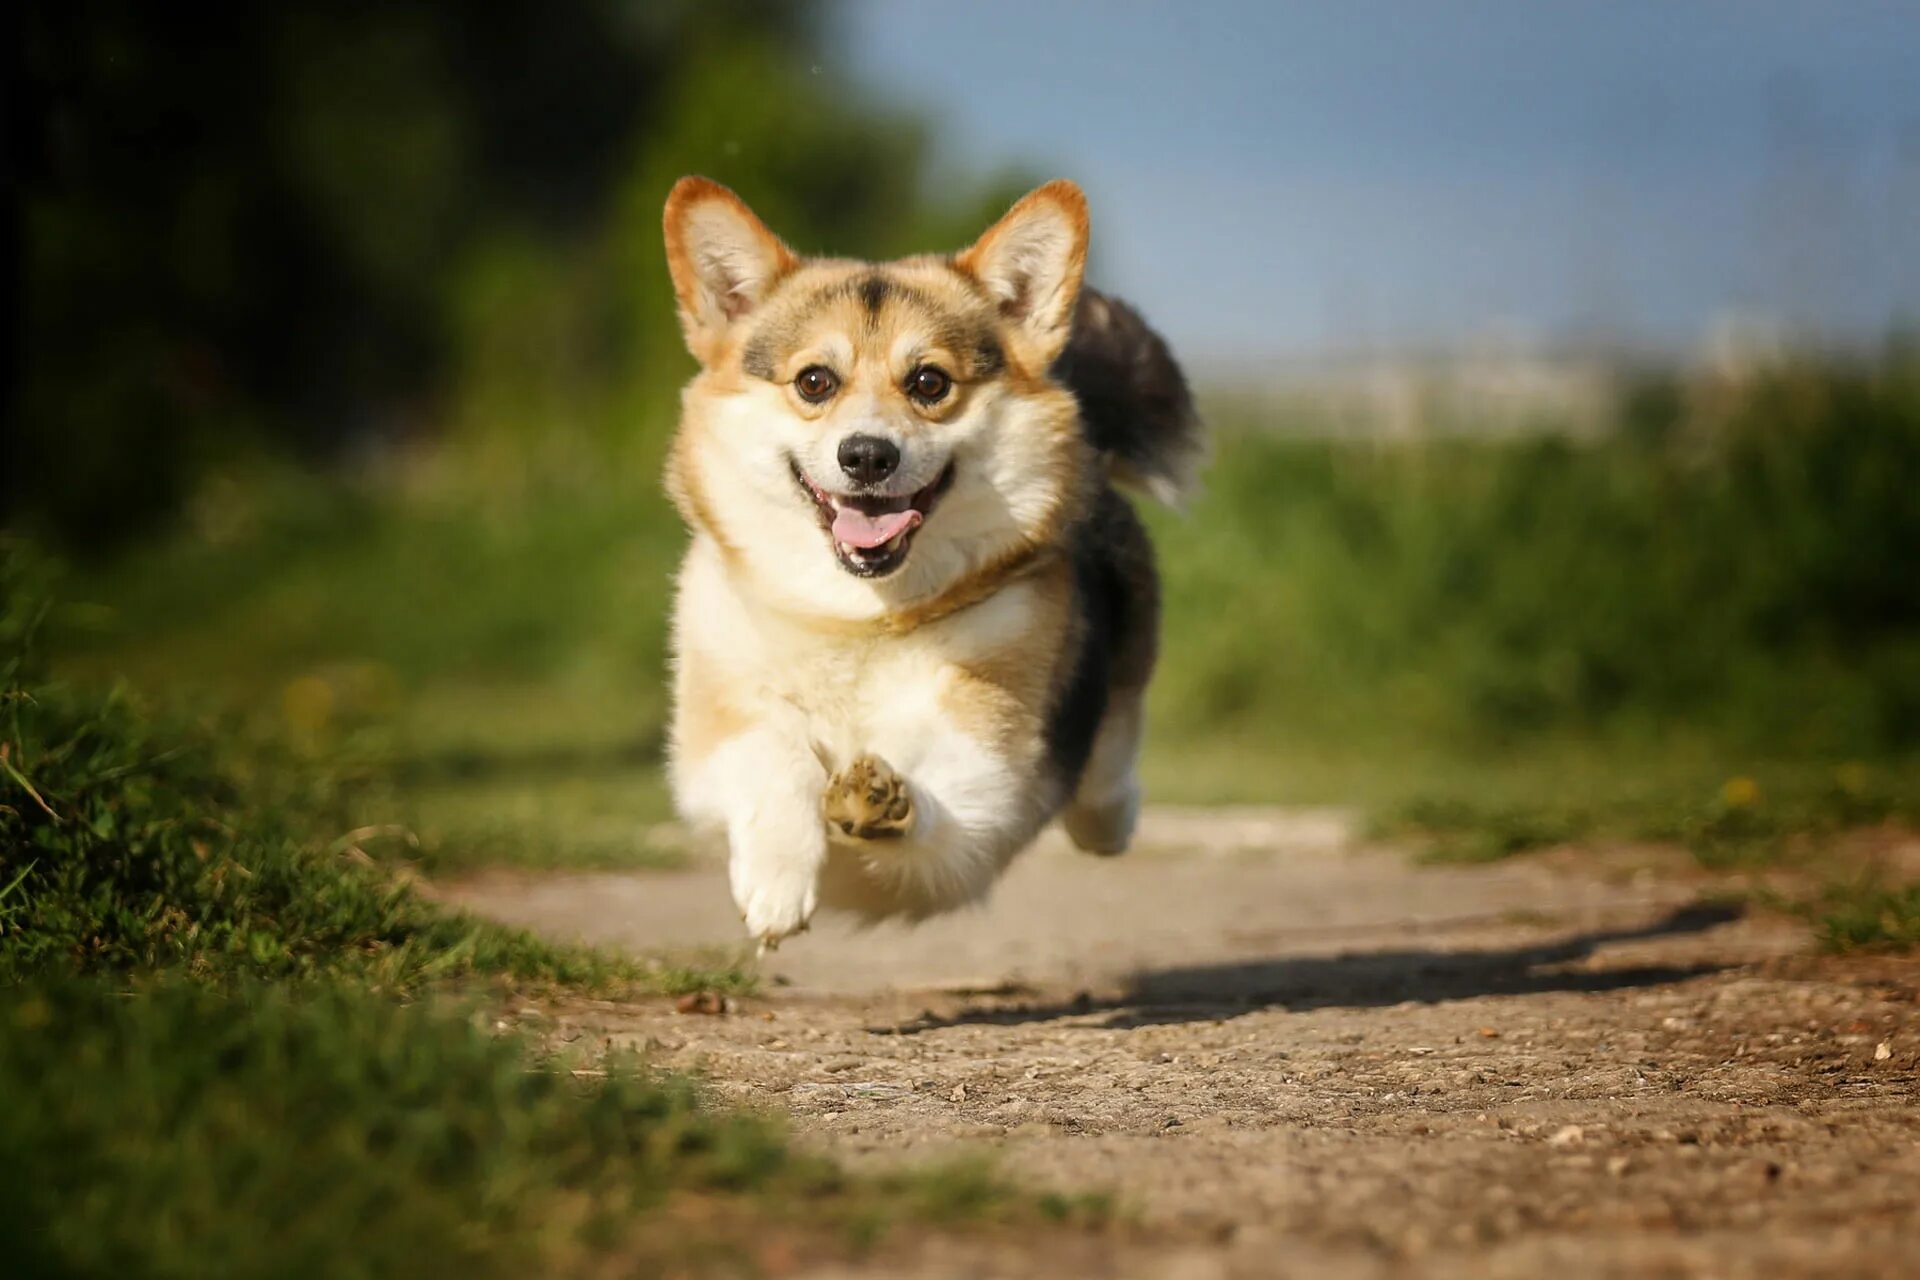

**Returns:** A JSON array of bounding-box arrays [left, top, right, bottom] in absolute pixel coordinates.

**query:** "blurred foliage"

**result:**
[[1153, 351, 1920, 757], [1813, 883, 1920, 951], [10, 0, 1030, 550]]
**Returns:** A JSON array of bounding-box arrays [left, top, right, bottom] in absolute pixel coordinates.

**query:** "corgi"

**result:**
[[660, 177, 1202, 949]]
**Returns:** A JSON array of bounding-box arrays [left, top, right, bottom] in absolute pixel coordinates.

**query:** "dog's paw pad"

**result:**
[[823, 755, 914, 840]]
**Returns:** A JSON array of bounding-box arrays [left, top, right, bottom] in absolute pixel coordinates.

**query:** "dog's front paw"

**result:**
[[822, 754, 915, 840], [731, 849, 819, 952]]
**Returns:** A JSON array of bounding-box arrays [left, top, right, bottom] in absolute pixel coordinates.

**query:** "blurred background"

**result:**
[[9, 0, 1920, 870]]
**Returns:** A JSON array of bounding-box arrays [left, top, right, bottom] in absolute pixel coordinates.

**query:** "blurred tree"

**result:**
[[6, 1, 1023, 550]]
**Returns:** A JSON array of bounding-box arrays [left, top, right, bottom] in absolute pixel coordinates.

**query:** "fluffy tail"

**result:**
[[1052, 289, 1205, 504]]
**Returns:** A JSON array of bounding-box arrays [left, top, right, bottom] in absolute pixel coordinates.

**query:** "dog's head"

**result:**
[[663, 178, 1094, 621]]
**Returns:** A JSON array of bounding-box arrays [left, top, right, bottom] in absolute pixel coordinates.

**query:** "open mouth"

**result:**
[[790, 458, 955, 578]]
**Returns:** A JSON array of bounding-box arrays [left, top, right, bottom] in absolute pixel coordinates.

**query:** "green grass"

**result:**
[[53, 474, 688, 881], [0, 979, 1106, 1280], [2, 549, 1114, 1276], [1150, 358, 1920, 762], [0, 980, 791, 1278], [2, 543, 744, 995], [1392, 757, 1920, 951], [1812, 883, 1920, 952], [1395, 759, 1920, 865], [354, 741, 686, 876]]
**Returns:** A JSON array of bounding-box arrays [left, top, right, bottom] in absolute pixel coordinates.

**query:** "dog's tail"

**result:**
[[1053, 289, 1205, 505]]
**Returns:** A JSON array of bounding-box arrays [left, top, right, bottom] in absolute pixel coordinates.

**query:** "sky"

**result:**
[[835, 0, 1920, 365]]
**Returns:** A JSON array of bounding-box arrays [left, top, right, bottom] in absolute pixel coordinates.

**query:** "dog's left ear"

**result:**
[[663, 176, 797, 362], [955, 180, 1089, 364]]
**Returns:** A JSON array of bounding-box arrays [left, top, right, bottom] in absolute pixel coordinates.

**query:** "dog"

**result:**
[[660, 176, 1201, 948]]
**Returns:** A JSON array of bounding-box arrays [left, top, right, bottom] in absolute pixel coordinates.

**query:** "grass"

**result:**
[[0, 980, 790, 1278], [1150, 359, 1920, 762], [1812, 883, 1920, 952], [1396, 759, 1920, 865], [2, 549, 1113, 1276], [54, 472, 689, 880], [1392, 758, 1920, 950], [0, 979, 1106, 1280], [2, 542, 743, 994]]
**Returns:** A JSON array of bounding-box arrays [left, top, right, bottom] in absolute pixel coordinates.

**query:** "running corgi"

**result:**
[[661, 177, 1201, 948]]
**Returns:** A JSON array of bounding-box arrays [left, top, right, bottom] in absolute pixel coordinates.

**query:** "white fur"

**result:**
[[670, 537, 1066, 944], [679, 202, 788, 329]]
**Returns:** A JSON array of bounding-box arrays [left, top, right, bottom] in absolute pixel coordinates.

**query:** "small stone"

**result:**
[[1874, 1041, 1892, 1061], [1606, 1156, 1631, 1177], [1547, 1124, 1585, 1147], [949, 1084, 968, 1103]]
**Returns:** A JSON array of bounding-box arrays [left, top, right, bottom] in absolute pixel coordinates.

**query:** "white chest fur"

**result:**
[[673, 537, 1044, 774]]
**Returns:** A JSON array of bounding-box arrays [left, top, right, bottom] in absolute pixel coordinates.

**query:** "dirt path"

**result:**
[[443, 809, 1920, 1278]]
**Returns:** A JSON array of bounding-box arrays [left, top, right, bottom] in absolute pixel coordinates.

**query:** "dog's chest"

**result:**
[[680, 542, 1057, 760], [759, 627, 951, 753], [753, 584, 1049, 763]]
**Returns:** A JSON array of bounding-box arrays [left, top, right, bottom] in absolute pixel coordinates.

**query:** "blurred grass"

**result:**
[[1811, 883, 1920, 951], [1154, 357, 1920, 761], [1398, 761, 1919, 867]]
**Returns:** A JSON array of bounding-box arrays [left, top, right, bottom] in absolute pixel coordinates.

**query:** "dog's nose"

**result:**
[[837, 434, 900, 486]]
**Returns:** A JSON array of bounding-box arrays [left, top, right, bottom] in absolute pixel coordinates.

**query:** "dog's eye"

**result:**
[[794, 366, 839, 403], [907, 365, 951, 403]]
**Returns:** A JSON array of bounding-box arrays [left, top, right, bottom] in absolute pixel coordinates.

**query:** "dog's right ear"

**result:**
[[663, 177, 796, 362]]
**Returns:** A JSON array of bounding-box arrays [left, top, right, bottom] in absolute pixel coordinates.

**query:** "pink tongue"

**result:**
[[831, 506, 921, 550]]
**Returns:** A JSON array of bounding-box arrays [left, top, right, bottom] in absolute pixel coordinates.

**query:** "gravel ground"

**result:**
[[443, 809, 1920, 1278]]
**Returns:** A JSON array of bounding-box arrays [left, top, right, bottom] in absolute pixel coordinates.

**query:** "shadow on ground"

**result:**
[[876, 903, 1743, 1033]]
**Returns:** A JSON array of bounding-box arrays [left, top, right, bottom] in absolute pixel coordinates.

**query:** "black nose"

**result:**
[[837, 434, 900, 486]]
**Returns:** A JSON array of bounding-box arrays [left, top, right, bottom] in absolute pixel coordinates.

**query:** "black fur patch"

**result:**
[[1046, 526, 1125, 788], [741, 333, 780, 381], [1052, 290, 1202, 496], [858, 273, 891, 315], [972, 334, 1004, 377]]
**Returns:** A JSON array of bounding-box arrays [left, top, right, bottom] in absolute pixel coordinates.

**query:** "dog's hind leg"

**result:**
[[1060, 687, 1144, 855]]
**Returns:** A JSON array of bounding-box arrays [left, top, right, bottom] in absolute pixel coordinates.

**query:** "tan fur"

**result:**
[[942, 553, 1075, 752], [659, 176, 1187, 944]]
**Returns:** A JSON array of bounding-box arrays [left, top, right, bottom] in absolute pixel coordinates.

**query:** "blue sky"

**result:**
[[835, 0, 1920, 363]]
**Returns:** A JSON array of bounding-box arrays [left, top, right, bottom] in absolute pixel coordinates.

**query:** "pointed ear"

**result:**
[[663, 176, 797, 360], [954, 180, 1089, 364]]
